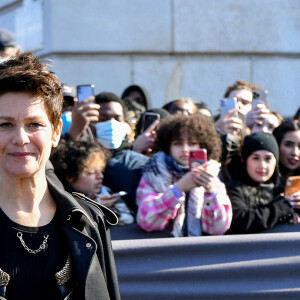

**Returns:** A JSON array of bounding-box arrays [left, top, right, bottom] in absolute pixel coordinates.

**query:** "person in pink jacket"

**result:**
[[136, 114, 232, 237]]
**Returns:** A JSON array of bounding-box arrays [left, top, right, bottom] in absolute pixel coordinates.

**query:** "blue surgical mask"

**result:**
[[61, 111, 72, 135], [95, 119, 128, 149]]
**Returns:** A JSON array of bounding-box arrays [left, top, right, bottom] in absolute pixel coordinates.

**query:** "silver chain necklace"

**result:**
[[17, 232, 49, 254]]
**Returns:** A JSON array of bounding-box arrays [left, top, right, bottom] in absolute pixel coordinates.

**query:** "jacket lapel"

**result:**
[[63, 225, 110, 299]]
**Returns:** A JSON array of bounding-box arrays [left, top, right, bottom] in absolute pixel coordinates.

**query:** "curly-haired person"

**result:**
[[50, 140, 134, 225], [136, 114, 232, 237]]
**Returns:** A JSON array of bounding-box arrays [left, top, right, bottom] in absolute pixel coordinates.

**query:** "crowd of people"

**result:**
[[0, 28, 300, 298], [56, 77, 300, 237]]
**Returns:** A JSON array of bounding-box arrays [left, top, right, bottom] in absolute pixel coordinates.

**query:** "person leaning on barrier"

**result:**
[[0, 52, 120, 300]]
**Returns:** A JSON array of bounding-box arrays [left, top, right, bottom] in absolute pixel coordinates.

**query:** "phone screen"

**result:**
[[77, 84, 95, 103], [189, 149, 207, 171], [142, 113, 160, 132]]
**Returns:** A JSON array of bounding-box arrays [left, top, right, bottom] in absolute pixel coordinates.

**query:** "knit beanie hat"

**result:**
[[242, 132, 279, 162]]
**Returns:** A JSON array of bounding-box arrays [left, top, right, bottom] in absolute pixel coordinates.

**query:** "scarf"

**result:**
[[143, 151, 205, 237]]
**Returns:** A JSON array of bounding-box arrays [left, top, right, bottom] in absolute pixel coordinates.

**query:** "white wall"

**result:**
[[1, 0, 299, 116]]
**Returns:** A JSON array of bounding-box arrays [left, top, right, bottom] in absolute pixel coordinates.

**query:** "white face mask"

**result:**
[[95, 119, 128, 149]]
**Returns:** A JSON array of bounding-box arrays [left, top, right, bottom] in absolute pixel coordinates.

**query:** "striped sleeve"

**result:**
[[136, 176, 185, 232], [201, 177, 233, 235]]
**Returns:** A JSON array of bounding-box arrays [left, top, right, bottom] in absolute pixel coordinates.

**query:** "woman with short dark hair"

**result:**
[[0, 52, 120, 299]]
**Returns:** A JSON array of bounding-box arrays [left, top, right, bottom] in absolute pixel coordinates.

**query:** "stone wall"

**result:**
[[1, 0, 299, 116]]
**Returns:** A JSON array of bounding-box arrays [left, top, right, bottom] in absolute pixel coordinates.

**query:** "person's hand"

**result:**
[[289, 212, 300, 224], [132, 119, 159, 155], [192, 166, 215, 193], [68, 97, 100, 141], [286, 191, 300, 210], [246, 103, 270, 128], [215, 109, 243, 136], [98, 194, 120, 207], [175, 166, 216, 193]]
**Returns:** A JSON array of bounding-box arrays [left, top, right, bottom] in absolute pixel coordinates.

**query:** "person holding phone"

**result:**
[[51, 140, 134, 225], [273, 121, 300, 222], [251, 110, 282, 134], [62, 84, 100, 142], [215, 80, 270, 137], [133, 108, 170, 156], [136, 114, 232, 237]]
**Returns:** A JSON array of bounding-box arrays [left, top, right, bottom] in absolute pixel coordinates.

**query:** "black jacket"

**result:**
[[225, 177, 294, 234], [47, 176, 121, 300]]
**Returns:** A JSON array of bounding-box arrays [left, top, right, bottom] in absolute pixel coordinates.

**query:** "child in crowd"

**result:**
[[50, 140, 134, 225], [136, 114, 232, 237], [251, 111, 283, 134], [225, 132, 296, 234]]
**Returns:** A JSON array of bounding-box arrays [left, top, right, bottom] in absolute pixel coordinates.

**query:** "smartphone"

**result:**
[[220, 97, 238, 117], [189, 149, 207, 171], [110, 191, 128, 198], [142, 112, 160, 132], [252, 99, 265, 109], [76, 84, 95, 103], [253, 89, 268, 107], [284, 176, 300, 196]]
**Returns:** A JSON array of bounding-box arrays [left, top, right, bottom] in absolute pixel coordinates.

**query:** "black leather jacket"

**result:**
[[47, 176, 121, 300]]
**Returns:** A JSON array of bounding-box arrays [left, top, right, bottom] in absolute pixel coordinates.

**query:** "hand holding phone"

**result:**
[[220, 97, 238, 118], [285, 176, 300, 197], [142, 112, 160, 132], [110, 191, 127, 198]]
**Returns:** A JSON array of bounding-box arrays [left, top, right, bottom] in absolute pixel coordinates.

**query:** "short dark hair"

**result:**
[[153, 114, 222, 161], [95, 92, 127, 116], [0, 52, 63, 128]]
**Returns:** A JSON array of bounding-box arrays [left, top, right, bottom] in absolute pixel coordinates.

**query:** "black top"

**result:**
[[0, 208, 69, 300], [225, 179, 294, 234]]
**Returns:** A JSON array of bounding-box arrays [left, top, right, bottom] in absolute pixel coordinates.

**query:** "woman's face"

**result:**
[[246, 150, 276, 183], [69, 169, 104, 196], [228, 89, 253, 118], [0, 92, 61, 178], [170, 132, 200, 166], [251, 114, 280, 134], [279, 130, 300, 171]]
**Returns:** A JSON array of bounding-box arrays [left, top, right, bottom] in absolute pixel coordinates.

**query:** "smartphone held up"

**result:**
[[189, 149, 207, 171], [252, 89, 269, 109], [142, 112, 160, 132], [77, 84, 95, 103], [220, 97, 238, 118]]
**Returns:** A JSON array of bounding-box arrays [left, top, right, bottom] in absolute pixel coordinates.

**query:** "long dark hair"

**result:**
[[273, 119, 300, 177]]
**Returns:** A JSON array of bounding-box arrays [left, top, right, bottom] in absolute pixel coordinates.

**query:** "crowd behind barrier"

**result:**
[[1, 28, 300, 298]]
